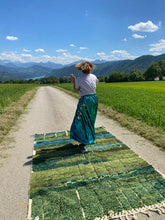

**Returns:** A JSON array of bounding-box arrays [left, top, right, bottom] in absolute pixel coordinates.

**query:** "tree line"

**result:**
[[0, 60, 165, 84], [1, 76, 71, 84], [98, 60, 165, 82]]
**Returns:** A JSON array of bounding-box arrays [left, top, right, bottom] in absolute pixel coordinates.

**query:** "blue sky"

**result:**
[[0, 0, 165, 64]]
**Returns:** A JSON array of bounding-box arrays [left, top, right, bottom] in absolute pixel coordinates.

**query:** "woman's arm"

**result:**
[[70, 74, 80, 92]]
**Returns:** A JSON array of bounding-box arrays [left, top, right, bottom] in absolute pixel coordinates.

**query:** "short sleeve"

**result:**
[[94, 75, 99, 84]]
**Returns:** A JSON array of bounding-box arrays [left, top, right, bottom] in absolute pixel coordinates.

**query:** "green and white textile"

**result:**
[[28, 127, 165, 220]]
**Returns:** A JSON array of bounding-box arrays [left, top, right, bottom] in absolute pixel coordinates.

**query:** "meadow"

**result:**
[[0, 84, 37, 112], [56, 81, 165, 131]]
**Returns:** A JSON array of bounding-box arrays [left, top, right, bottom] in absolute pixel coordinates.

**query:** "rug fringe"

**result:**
[[26, 199, 32, 220], [94, 200, 165, 219]]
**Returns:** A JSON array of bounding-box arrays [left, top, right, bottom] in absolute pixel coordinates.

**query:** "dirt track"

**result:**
[[0, 86, 165, 220]]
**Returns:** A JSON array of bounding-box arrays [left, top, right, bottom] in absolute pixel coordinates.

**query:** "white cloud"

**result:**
[[80, 47, 88, 50], [149, 39, 165, 52], [22, 48, 31, 52], [122, 38, 127, 42], [0, 51, 93, 65], [96, 52, 107, 59], [0, 51, 23, 62], [132, 34, 147, 39], [46, 52, 93, 64], [128, 20, 159, 32], [6, 35, 18, 41], [35, 48, 45, 53], [70, 44, 76, 47], [21, 54, 32, 57], [42, 55, 51, 58], [56, 49, 68, 52], [110, 50, 135, 59], [97, 52, 106, 56], [151, 52, 162, 56], [97, 50, 136, 61]]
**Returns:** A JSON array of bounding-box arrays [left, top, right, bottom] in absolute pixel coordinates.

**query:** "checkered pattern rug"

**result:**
[[27, 127, 165, 220]]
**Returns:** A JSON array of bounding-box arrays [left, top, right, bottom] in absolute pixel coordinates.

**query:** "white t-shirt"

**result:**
[[75, 73, 99, 97]]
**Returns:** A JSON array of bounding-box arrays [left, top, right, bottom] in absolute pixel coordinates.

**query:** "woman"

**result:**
[[70, 61, 99, 145]]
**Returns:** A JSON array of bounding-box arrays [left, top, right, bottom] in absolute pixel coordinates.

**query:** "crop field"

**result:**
[[0, 84, 37, 112], [56, 81, 165, 131]]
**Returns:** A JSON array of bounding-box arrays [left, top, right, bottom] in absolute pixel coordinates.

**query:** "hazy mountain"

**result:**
[[93, 59, 107, 64], [50, 54, 165, 77], [48, 65, 80, 78], [1, 62, 18, 68], [0, 60, 13, 66], [0, 59, 109, 69], [0, 65, 52, 82], [37, 62, 64, 69], [2, 61, 65, 69], [0, 54, 165, 82]]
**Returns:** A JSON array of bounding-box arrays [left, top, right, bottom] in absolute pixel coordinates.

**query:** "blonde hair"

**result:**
[[75, 61, 95, 74]]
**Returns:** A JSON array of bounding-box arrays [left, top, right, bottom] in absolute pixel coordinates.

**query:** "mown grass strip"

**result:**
[[0, 84, 37, 112]]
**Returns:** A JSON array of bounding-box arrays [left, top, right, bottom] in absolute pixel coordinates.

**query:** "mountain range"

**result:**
[[0, 54, 165, 82]]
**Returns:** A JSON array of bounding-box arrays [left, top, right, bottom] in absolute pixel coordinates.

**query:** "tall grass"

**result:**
[[56, 81, 165, 131], [0, 84, 38, 145], [0, 84, 37, 112]]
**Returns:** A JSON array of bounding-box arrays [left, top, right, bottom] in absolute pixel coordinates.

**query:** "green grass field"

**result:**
[[0, 84, 37, 112], [56, 81, 165, 131]]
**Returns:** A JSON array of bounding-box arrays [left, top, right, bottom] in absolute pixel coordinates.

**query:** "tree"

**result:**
[[122, 73, 130, 82], [129, 70, 144, 81], [59, 77, 71, 83], [104, 75, 109, 83], [109, 72, 122, 82], [144, 60, 165, 80], [158, 60, 165, 79], [97, 76, 104, 82], [28, 79, 34, 84]]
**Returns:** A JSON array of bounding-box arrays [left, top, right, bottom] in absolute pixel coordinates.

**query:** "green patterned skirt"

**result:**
[[70, 94, 98, 145]]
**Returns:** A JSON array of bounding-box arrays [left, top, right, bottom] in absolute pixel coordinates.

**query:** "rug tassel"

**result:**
[[118, 215, 125, 220], [140, 210, 151, 217], [131, 214, 138, 220], [159, 207, 165, 214], [95, 202, 165, 220], [108, 210, 114, 218], [151, 208, 161, 215], [125, 215, 131, 220]]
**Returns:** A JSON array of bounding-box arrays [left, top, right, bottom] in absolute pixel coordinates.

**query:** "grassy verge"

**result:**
[[0, 86, 38, 144], [54, 85, 165, 150], [99, 103, 165, 149]]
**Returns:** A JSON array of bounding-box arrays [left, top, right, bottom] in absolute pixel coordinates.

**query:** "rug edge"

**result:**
[[94, 200, 165, 220]]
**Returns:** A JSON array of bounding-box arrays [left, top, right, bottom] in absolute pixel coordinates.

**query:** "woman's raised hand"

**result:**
[[70, 74, 76, 81]]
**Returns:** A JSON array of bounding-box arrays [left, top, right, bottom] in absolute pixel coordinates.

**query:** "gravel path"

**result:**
[[0, 86, 165, 220]]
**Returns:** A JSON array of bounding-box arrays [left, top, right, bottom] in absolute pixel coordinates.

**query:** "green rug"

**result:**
[[28, 127, 165, 220]]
